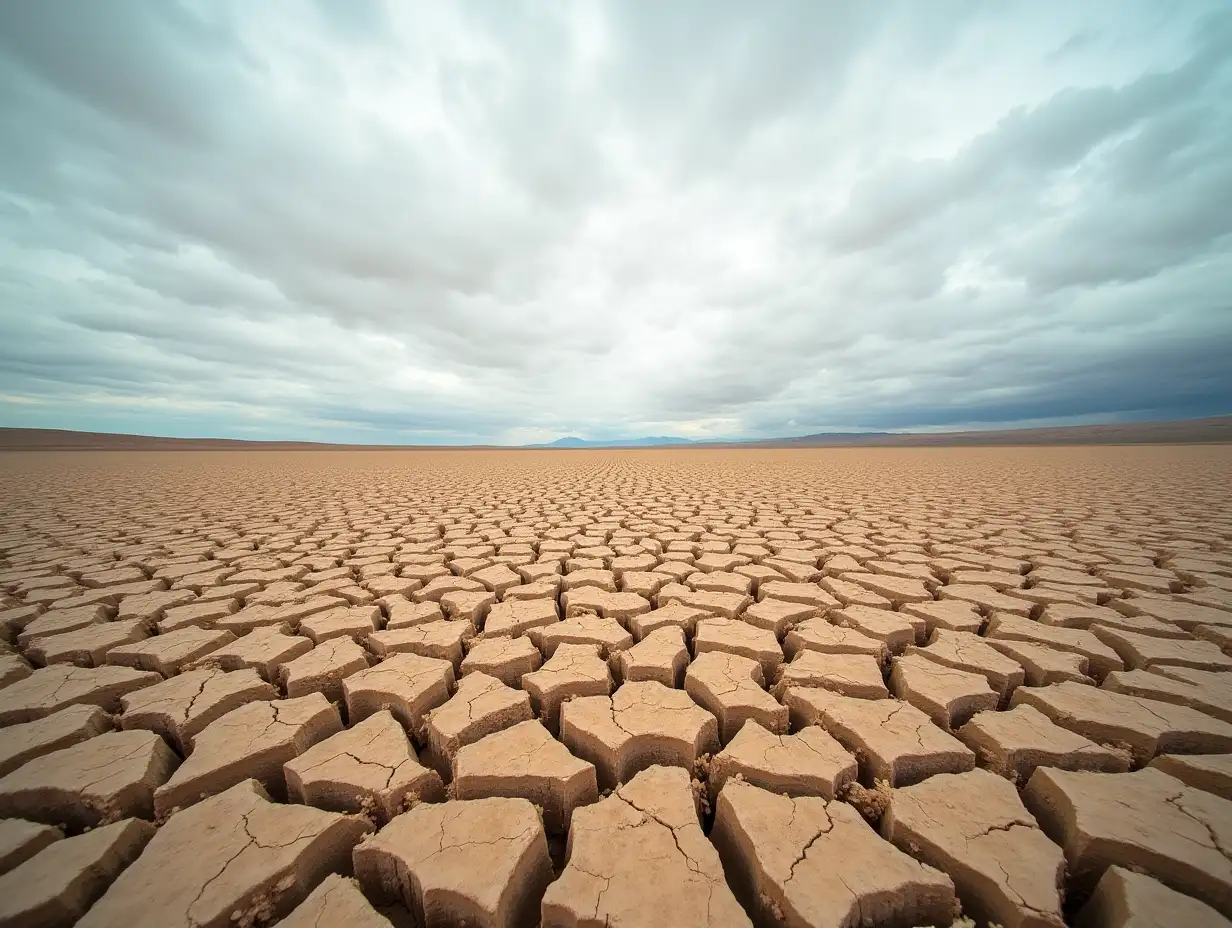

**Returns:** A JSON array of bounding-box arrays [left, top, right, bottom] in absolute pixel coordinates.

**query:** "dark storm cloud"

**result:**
[[0, 0, 1229, 443]]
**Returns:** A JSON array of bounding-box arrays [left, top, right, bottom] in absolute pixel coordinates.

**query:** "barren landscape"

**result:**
[[1, 445, 1231, 927]]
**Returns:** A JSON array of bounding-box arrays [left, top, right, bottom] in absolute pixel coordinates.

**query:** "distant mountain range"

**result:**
[[1, 415, 1229, 451], [526, 433, 904, 447], [527, 436, 698, 448]]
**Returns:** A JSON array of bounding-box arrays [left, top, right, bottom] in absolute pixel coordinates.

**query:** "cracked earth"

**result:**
[[1, 445, 1231, 926]]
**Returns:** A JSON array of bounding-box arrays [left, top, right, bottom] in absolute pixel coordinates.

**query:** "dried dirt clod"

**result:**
[[742, 597, 817, 638], [1040, 603, 1185, 637], [783, 687, 975, 787], [342, 651, 455, 734], [694, 552, 753, 574], [627, 602, 711, 640], [684, 651, 787, 744], [1074, 864, 1232, 928], [708, 720, 857, 801], [26, 619, 150, 669], [382, 596, 445, 630], [152, 692, 341, 816], [504, 580, 562, 602], [526, 613, 632, 659], [0, 729, 177, 830], [763, 556, 823, 584], [471, 563, 523, 598], [188, 623, 313, 682], [1010, 680, 1232, 766], [711, 778, 957, 928], [275, 873, 394, 928], [104, 625, 237, 677], [899, 599, 985, 635], [284, 710, 443, 823], [425, 672, 533, 777], [951, 568, 1030, 591], [78, 779, 370, 928], [213, 604, 293, 637], [560, 568, 618, 593], [782, 616, 889, 664], [906, 629, 1026, 705], [957, 703, 1131, 783], [693, 618, 784, 683], [481, 597, 559, 638], [115, 586, 204, 623], [833, 605, 927, 654], [0, 653, 32, 689], [155, 598, 239, 633], [619, 570, 669, 598], [367, 619, 475, 669], [1092, 625, 1232, 672], [413, 575, 486, 604], [1114, 598, 1232, 630], [616, 624, 690, 687], [888, 652, 999, 731], [1193, 623, 1232, 653], [611, 554, 659, 579], [938, 583, 1034, 617], [438, 590, 497, 625], [1147, 752, 1232, 800], [983, 636, 1095, 686], [844, 778, 892, 823], [0, 604, 48, 641], [657, 584, 752, 620], [772, 649, 889, 700], [541, 765, 751, 928], [460, 635, 542, 688], [756, 581, 835, 610], [118, 665, 275, 755], [820, 575, 893, 609], [1101, 667, 1232, 724], [0, 703, 113, 777], [15, 605, 112, 647], [560, 587, 652, 624], [986, 614, 1124, 680], [687, 569, 754, 596], [559, 680, 719, 790], [279, 636, 371, 702], [854, 572, 938, 607], [882, 768, 1065, 928], [521, 643, 612, 735], [365, 575, 421, 601], [0, 664, 161, 726], [238, 596, 344, 632], [298, 604, 381, 644], [453, 719, 598, 835], [0, 818, 61, 875], [1024, 766, 1232, 916], [0, 817, 154, 928], [353, 796, 552, 928]]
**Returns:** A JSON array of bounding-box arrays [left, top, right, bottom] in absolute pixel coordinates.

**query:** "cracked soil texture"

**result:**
[[0, 445, 1230, 925]]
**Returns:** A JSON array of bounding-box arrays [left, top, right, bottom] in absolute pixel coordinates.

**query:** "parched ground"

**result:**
[[1, 446, 1231, 928]]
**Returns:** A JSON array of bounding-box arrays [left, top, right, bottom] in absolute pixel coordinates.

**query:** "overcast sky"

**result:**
[[1, 1, 1230, 444]]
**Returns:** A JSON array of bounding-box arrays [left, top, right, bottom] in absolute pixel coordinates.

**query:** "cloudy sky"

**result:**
[[1, 1, 1230, 444]]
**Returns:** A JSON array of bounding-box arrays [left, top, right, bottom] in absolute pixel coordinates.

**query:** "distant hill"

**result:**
[[0, 429, 503, 452], [737, 416, 1232, 447], [0, 415, 1229, 451], [528, 436, 696, 448]]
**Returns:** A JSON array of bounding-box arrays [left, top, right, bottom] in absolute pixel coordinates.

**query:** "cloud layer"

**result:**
[[1, 1, 1230, 443]]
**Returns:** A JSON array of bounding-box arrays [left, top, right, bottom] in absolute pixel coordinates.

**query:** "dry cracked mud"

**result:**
[[1, 444, 1230, 925]]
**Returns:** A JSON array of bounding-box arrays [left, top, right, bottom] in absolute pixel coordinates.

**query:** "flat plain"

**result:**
[[1, 445, 1231, 928]]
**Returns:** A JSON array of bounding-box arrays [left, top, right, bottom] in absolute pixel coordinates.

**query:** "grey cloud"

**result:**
[[0, 1, 1229, 443]]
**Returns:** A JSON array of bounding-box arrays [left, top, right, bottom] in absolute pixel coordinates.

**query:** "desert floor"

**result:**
[[1, 446, 1231, 927]]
